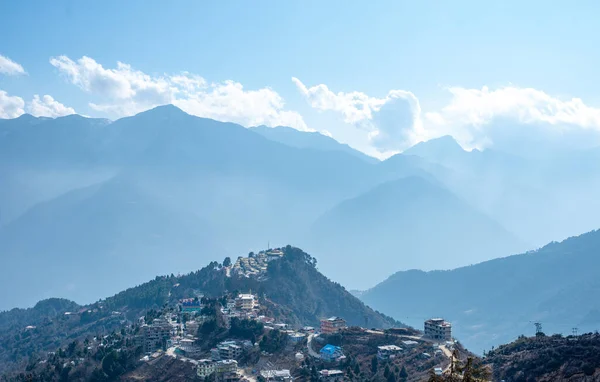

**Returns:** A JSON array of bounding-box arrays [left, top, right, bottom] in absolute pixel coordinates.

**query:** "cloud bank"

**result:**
[[51, 56, 308, 131], [293, 78, 600, 154], [27, 95, 76, 118], [0, 90, 25, 118]]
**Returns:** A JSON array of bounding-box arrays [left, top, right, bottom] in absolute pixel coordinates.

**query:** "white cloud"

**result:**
[[27, 95, 76, 118], [0, 54, 26, 76], [294, 78, 600, 154], [51, 55, 308, 131], [425, 86, 600, 149], [292, 77, 423, 151], [0, 90, 25, 118]]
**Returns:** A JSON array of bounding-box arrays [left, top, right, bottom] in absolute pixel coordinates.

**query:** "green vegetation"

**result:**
[[259, 329, 288, 353], [485, 333, 600, 381]]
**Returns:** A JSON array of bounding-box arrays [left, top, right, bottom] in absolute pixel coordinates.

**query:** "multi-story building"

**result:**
[[377, 345, 402, 360], [215, 359, 238, 374], [142, 319, 172, 353], [235, 294, 256, 310], [320, 317, 347, 334], [197, 359, 216, 378], [217, 341, 243, 360], [424, 318, 452, 341]]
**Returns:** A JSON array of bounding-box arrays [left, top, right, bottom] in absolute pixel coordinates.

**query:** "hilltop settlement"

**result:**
[[2, 246, 597, 381]]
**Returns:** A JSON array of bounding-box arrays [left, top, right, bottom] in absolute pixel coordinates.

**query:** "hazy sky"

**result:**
[[2, 0, 600, 158]]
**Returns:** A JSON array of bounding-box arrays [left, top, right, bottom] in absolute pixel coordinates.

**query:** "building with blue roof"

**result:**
[[320, 344, 343, 361]]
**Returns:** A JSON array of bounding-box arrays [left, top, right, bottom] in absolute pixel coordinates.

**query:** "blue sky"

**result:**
[[2, 0, 600, 157]]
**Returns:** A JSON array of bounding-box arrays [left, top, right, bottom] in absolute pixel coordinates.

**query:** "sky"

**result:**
[[1, 0, 600, 158]]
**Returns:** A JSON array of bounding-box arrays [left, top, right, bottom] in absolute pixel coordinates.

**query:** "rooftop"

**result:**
[[321, 344, 342, 354], [378, 345, 402, 351]]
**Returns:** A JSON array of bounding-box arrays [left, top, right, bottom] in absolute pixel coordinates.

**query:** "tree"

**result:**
[[384, 365, 390, 378], [387, 372, 397, 382], [399, 366, 408, 381], [371, 356, 378, 374], [428, 352, 490, 382], [223, 257, 232, 267]]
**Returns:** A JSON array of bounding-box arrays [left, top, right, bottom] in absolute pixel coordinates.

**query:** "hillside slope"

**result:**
[[485, 333, 600, 381], [0, 246, 399, 376], [308, 176, 525, 289], [361, 229, 600, 354]]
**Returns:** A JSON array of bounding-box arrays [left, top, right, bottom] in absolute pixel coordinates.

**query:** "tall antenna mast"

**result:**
[[534, 322, 543, 335]]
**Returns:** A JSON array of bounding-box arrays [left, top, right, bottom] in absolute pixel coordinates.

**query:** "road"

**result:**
[[306, 333, 320, 358]]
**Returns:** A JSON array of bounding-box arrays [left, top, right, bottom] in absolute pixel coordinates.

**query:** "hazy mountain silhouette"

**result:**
[[251, 125, 377, 163], [4, 105, 597, 311], [400, 135, 600, 246], [360, 229, 600, 353], [307, 176, 526, 289], [0, 105, 410, 309]]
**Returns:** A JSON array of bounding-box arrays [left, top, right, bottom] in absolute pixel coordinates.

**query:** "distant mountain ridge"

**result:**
[[2, 105, 456, 309], [360, 228, 600, 353], [307, 176, 526, 288], [4, 105, 600, 313], [250, 125, 377, 163]]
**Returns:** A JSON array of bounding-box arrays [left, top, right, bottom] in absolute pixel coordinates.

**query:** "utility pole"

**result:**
[[572, 327, 578, 336]]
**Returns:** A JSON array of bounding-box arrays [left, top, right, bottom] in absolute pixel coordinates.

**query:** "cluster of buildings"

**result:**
[[424, 318, 452, 341], [230, 249, 284, 279]]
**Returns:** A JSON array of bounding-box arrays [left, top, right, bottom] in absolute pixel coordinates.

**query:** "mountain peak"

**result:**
[[137, 104, 188, 118], [405, 135, 463, 153]]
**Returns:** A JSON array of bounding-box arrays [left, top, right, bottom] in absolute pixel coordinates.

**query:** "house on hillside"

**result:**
[[197, 359, 216, 378], [377, 345, 402, 360], [235, 294, 257, 310], [319, 369, 344, 381], [424, 318, 452, 341], [320, 344, 344, 361], [180, 298, 203, 313], [260, 369, 293, 381], [320, 317, 347, 334]]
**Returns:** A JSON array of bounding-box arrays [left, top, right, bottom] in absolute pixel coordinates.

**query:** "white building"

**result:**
[[319, 369, 344, 381], [424, 318, 452, 341], [260, 369, 293, 381], [197, 359, 216, 378], [377, 345, 402, 360], [235, 294, 257, 310]]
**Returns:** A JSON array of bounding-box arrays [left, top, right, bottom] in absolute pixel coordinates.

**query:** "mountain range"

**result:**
[[2, 104, 600, 312], [360, 228, 600, 354]]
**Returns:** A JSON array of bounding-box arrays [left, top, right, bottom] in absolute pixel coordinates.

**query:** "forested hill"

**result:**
[[99, 245, 399, 328], [0, 246, 399, 374], [485, 333, 600, 381]]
